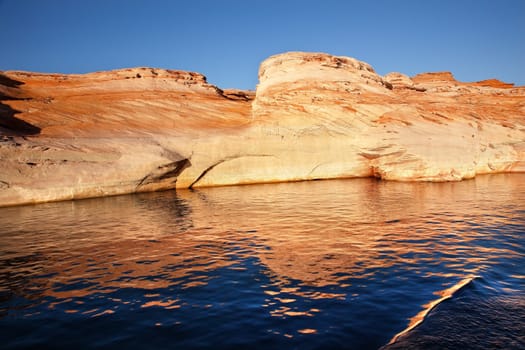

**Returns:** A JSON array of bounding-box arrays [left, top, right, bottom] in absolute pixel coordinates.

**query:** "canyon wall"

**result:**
[[1, 52, 524, 206]]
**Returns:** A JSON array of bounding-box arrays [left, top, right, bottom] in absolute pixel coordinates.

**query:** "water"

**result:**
[[0, 174, 524, 349]]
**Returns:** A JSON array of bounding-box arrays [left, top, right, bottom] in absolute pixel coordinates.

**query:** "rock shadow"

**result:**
[[0, 73, 41, 136]]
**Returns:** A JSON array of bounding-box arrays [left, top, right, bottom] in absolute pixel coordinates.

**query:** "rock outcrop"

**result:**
[[1, 52, 524, 206]]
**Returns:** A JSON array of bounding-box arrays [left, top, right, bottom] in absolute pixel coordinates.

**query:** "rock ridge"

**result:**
[[1, 51, 524, 206]]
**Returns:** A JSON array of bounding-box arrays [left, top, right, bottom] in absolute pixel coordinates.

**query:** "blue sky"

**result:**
[[1, 0, 524, 89]]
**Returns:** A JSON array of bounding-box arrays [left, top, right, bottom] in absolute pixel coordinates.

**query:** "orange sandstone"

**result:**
[[1, 52, 524, 206]]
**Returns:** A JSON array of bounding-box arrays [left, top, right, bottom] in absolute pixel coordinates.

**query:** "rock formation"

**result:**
[[1, 52, 524, 206]]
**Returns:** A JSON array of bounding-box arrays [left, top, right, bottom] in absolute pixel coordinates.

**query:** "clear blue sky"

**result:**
[[1, 0, 524, 89]]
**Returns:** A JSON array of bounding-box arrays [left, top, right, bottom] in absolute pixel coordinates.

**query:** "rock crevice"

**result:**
[[136, 158, 191, 191]]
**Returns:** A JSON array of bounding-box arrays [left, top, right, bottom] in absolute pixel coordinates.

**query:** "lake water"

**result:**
[[0, 174, 524, 349]]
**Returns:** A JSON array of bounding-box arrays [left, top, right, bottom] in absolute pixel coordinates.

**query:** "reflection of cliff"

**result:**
[[1, 175, 523, 314], [0, 193, 197, 307], [181, 175, 524, 289]]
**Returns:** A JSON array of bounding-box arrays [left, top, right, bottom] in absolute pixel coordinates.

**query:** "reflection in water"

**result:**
[[387, 275, 479, 345], [0, 174, 524, 349]]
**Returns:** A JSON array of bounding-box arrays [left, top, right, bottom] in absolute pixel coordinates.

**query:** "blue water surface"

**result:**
[[0, 174, 524, 349]]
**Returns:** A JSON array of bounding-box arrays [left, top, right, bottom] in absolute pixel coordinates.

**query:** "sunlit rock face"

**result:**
[[191, 52, 525, 186], [1, 52, 524, 206], [0, 68, 253, 205]]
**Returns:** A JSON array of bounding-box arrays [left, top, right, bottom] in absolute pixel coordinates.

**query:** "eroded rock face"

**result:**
[[1, 52, 524, 206], [0, 67, 253, 205]]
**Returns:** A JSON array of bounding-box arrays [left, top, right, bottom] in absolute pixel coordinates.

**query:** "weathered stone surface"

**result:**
[[1, 52, 524, 206]]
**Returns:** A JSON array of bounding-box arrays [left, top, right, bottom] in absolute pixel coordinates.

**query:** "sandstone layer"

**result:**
[[1, 52, 524, 206]]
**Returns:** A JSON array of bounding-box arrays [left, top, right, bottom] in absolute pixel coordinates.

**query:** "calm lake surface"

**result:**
[[1, 174, 524, 349]]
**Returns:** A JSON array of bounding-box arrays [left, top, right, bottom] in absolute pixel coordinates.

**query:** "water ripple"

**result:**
[[0, 174, 524, 349]]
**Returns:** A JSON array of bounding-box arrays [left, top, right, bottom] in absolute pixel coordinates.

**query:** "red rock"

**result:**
[[1, 52, 524, 206]]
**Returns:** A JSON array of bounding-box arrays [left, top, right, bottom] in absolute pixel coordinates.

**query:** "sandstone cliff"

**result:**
[[1, 52, 524, 206]]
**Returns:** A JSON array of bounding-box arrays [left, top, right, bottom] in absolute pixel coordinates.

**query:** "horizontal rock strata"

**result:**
[[1, 52, 524, 206]]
